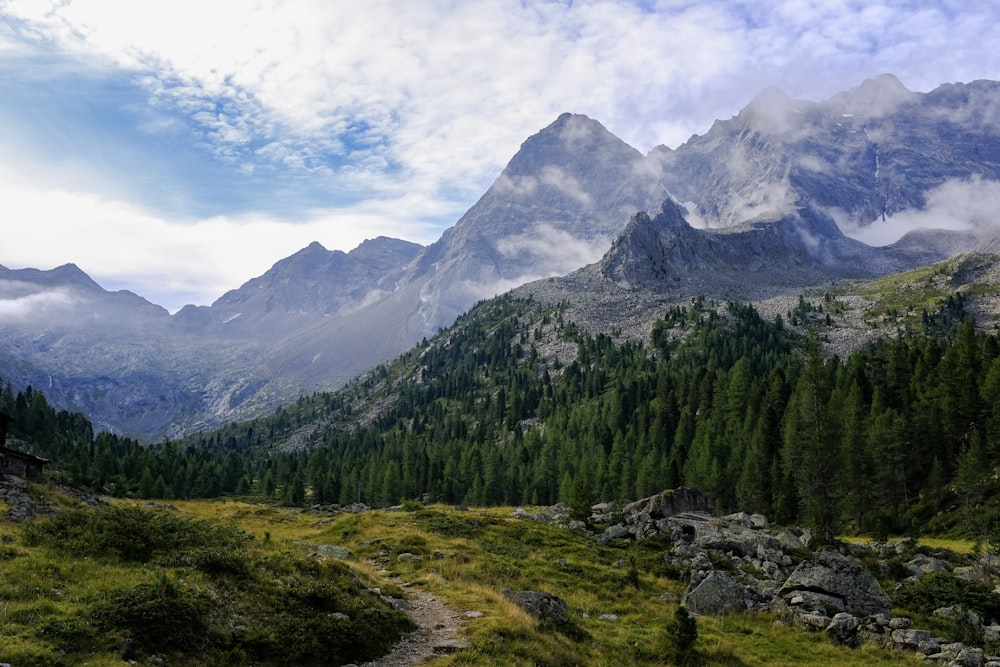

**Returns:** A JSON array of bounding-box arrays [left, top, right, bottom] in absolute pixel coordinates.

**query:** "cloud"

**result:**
[[834, 176, 1000, 246], [3, 1, 1000, 312], [0, 284, 76, 320], [494, 224, 610, 274], [0, 168, 445, 313]]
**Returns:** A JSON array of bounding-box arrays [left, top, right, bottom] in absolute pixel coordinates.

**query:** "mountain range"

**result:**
[[3, 74, 1000, 440]]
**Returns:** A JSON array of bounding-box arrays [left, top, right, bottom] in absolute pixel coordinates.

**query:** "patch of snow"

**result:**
[[222, 312, 242, 324]]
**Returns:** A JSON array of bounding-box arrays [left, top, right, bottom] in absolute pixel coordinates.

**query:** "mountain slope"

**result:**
[[649, 75, 1000, 234], [5, 76, 1000, 439]]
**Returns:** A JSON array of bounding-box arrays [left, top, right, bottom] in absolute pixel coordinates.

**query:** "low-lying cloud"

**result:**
[[494, 224, 610, 275], [0, 284, 76, 321], [834, 176, 1000, 246]]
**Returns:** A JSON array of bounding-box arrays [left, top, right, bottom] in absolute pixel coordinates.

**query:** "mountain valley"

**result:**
[[3, 75, 1000, 442]]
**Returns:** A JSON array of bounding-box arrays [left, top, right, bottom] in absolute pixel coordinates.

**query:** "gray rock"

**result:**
[[621, 488, 712, 524], [779, 549, 891, 616], [889, 616, 913, 630], [917, 639, 941, 656], [307, 544, 351, 560], [786, 590, 845, 615], [502, 589, 569, 624], [794, 613, 832, 631], [826, 612, 860, 645], [982, 624, 1000, 643], [891, 628, 931, 650], [601, 523, 629, 543], [397, 552, 423, 562], [906, 554, 952, 578], [683, 571, 749, 615]]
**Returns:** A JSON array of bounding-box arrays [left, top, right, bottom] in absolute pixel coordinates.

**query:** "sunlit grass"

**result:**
[[0, 493, 942, 665], [840, 534, 978, 555]]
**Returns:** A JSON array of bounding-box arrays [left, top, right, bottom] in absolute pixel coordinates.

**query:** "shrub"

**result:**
[[894, 572, 1000, 623], [663, 605, 699, 665], [90, 572, 210, 656], [21, 504, 250, 562]]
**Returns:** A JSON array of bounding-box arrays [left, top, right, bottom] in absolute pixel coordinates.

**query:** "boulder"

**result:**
[[683, 571, 749, 615], [778, 549, 891, 616], [502, 589, 569, 624], [621, 488, 712, 523], [890, 628, 931, 651], [906, 554, 952, 578], [826, 612, 861, 645]]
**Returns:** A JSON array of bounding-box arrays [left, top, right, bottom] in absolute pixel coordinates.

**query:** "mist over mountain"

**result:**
[[4, 75, 1000, 439]]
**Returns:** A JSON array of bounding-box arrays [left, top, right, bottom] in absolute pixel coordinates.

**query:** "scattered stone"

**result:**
[[397, 553, 423, 562], [825, 612, 861, 645]]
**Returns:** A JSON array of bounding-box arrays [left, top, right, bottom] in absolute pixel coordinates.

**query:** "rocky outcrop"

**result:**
[[779, 549, 892, 617], [0, 475, 56, 521], [0, 476, 102, 522], [516, 489, 1000, 666]]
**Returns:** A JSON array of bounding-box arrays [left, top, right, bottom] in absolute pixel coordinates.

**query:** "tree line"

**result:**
[[5, 292, 1000, 540]]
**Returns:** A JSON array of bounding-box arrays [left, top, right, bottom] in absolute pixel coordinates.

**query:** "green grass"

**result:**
[[0, 492, 413, 666], [857, 254, 1000, 330], [1, 492, 930, 666]]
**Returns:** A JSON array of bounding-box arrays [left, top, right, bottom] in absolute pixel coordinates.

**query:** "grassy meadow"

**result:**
[[0, 486, 929, 666]]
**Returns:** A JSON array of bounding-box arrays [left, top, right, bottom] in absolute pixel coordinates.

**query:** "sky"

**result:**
[[2, 1, 999, 313]]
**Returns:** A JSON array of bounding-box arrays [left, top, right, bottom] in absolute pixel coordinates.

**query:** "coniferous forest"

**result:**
[[5, 292, 1000, 542]]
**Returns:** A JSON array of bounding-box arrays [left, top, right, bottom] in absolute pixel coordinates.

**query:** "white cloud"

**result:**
[[3, 0, 1000, 311], [494, 224, 609, 274], [538, 166, 593, 207], [0, 284, 76, 320], [835, 176, 1000, 247], [0, 167, 446, 313]]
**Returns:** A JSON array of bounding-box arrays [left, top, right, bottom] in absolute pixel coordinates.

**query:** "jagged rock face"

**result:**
[[649, 75, 1000, 231], [596, 199, 933, 298], [402, 112, 660, 329]]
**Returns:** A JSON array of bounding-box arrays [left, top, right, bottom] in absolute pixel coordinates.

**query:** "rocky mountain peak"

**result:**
[[0, 263, 103, 292], [827, 73, 916, 117], [501, 113, 638, 176]]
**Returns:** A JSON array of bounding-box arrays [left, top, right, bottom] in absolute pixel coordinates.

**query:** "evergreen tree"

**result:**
[[782, 330, 839, 542]]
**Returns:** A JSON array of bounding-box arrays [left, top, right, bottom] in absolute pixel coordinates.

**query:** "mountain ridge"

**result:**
[[4, 75, 1000, 438]]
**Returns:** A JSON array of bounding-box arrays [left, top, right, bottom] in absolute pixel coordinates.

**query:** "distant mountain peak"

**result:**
[[499, 112, 641, 179], [828, 73, 915, 116]]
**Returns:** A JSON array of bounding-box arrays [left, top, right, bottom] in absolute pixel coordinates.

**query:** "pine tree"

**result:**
[[783, 330, 839, 542], [662, 605, 698, 664]]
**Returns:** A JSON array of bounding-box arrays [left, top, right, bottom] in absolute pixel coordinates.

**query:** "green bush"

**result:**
[[894, 572, 1000, 623], [663, 605, 699, 665], [17, 506, 415, 665], [21, 504, 250, 562], [90, 572, 210, 655]]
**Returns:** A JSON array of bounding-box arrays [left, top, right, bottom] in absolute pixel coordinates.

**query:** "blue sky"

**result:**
[[1, 0, 998, 312]]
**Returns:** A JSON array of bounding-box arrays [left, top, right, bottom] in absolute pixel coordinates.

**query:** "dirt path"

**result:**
[[360, 592, 467, 666]]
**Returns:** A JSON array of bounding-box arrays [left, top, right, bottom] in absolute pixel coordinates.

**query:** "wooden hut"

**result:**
[[0, 411, 48, 479]]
